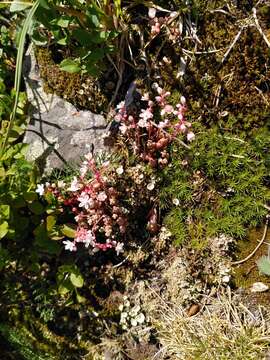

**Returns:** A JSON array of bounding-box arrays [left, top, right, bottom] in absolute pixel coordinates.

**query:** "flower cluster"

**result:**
[[36, 83, 194, 256], [148, 7, 169, 36], [119, 296, 146, 330], [40, 155, 127, 254], [111, 84, 194, 168], [148, 7, 180, 42]]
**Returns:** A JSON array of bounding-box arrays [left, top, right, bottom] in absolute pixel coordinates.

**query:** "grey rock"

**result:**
[[23, 45, 108, 174]]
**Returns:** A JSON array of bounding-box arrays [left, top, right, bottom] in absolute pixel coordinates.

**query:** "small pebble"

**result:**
[[250, 282, 269, 293]]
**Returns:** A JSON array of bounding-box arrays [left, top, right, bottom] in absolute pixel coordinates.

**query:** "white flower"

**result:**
[[158, 120, 169, 128], [130, 305, 140, 317], [116, 166, 124, 175], [115, 242, 124, 255], [116, 101, 125, 110], [80, 164, 88, 178], [147, 182, 155, 191], [138, 118, 149, 128], [142, 93, 150, 101], [135, 313, 145, 324], [57, 180, 66, 188], [63, 240, 77, 251], [172, 198, 180, 206], [97, 191, 107, 202], [131, 318, 138, 327], [78, 192, 92, 209], [36, 184, 45, 196], [180, 95, 186, 105], [187, 132, 195, 142], [170, 11, 178, 17], [119, 123, 128, 134], [148, 7, 156, 18], [69, 177, 80, 192], [84, 231, 96, 248], [121, 312, 128, 320], [139, 108, 153, 122]]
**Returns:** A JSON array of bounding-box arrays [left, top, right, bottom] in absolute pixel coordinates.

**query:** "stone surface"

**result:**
[[23, 45, 108, 174], [250, 282, 269, 293]]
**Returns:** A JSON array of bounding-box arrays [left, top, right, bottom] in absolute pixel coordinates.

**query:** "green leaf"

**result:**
[[23, 191, 37, 202], [0, 205, 10, 220], [70, 272, 84, 288], [76, 293, 86, 303], [0, 245, 9, 270], [84, 64, 100, 77], [0, 221, 8, 239], [91, 30, 109, 44], [59, 59, 81, 73], [257, 256, 270, 276], [56, 16, 70, 28], [10, 0, 32, 12], [85, 48, 104, 64], [73, 28, 93, 47], [31, 30, 48, 46], [28, 201, 44, 215], [34, 224, 61, 254], [46, 215, 56, 231], [39, 0, 50, 9], [12, 196, 26, 208], [57, 36, 68, 45], [58, 281, 73, 295], [61, 224, 76, 238], [0, 168, 5, 178]]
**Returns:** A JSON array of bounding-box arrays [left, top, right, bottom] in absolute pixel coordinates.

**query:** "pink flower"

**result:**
[[75, 228, 88, 242], [158, 120, 169, 128], [187, 132, 195, 141], [84, 231, 96, 248], [119, 123, 128, 134], [68, 177, 80, 192], [78, 192, 94, 210], [148, 7, 156, 19], [80, 162, 88, 178], [138, 118, 149, 128], [139, 108, 153, 122], [151, 23, 160, 35], [97, 191, 107, 202], [161, 104, 174, 116]]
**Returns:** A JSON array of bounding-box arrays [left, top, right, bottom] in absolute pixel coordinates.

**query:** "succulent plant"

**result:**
[[257, 256, 270, 276]]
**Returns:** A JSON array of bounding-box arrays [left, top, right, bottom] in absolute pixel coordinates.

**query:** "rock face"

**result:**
[[23, 46, 108, 174]]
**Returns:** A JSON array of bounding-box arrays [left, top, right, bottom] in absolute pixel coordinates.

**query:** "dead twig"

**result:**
[[232, 218, 269, 265], [221, 28, 243, 64], [253, 7, 270, 48]]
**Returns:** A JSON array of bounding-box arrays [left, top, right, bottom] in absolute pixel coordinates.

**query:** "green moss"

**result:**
[[233, 225, 270, 307], [35, 47, 109, 113], [161, 126, 270, 248]]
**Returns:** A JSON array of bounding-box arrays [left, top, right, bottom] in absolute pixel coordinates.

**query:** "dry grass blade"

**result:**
[[150, 289, 270, 360]]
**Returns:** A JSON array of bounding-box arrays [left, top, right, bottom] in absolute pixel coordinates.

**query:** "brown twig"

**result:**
[[253, 7, 270, 48], [232, 218, 269, 265]]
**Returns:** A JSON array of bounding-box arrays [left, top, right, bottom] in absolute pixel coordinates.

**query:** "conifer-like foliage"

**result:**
[[161, 126, 270, 246]]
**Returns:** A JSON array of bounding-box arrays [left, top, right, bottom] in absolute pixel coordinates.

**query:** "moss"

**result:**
[[233, 225, 270, 305], [35, 47, 109, 113], [153, 3, 270, 133], [161, 126, 270, 248]]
